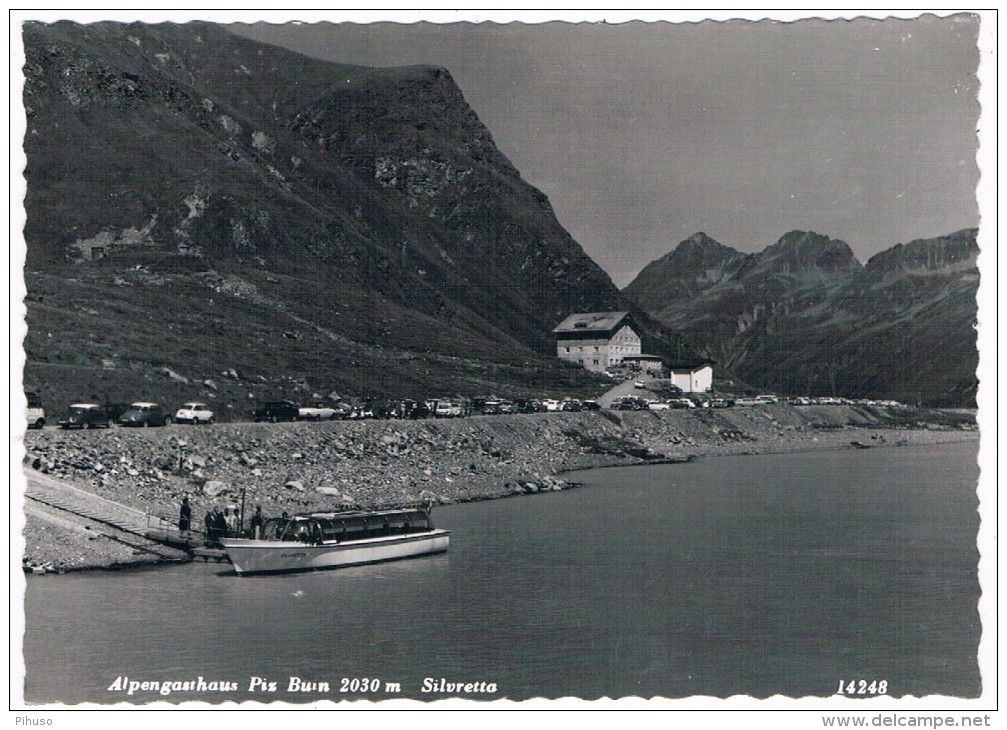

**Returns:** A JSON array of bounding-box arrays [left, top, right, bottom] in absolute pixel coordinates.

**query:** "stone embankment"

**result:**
[[19, 404, 977, 572]]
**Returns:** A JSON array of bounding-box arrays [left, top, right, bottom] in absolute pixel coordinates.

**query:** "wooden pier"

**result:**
[[22, 468, 225, 563]]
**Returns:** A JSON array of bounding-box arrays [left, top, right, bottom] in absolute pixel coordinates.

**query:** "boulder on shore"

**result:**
[[203, 480, 229, 497]]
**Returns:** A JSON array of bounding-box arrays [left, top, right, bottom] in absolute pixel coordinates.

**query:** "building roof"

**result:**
[[624, 353, 664, 362], [666, 360, 714, 372], [553, 311, 632, 334]]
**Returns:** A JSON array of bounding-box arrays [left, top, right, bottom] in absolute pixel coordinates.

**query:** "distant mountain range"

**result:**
[[21, 20, 686, 413], [624, 229, 979, 406]]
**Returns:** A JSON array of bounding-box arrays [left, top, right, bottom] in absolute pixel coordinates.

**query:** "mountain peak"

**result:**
[[680, 231, 720, 247], [666, 232, 743, 261], [865, 229, 978, 275], [754, 230, 862, 277], [622, 232, 747, 307]]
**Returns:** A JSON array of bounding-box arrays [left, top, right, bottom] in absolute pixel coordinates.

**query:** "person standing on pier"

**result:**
[[225, 506, 238, 536], [178, 496, 192, 532], [213, 505, 227, 540], [204, 508, 216, 543]]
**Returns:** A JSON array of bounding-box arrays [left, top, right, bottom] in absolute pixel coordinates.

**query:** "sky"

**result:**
[[227, 11, 983, 288]]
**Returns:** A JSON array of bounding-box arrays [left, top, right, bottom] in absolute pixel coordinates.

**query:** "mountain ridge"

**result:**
[[624, 228, 979, 406]]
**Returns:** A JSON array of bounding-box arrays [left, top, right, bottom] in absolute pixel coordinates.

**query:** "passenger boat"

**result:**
[[219, 506, 449, 575]]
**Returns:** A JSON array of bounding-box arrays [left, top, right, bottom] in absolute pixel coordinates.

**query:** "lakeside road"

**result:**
[[17, 404, 978, 573]]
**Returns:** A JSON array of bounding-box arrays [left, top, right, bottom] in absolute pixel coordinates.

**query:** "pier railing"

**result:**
[[146, 513, 175, 532]]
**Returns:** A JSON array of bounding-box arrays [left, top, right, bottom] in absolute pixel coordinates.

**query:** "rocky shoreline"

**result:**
[[19, 404, 978, 574]]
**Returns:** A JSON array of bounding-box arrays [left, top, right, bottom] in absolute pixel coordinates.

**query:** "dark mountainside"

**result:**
[[624, 229, 979, 406], [21, 21, 683, 416]]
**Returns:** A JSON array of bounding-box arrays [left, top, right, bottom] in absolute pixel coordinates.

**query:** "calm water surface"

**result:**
[[22, 442, 980, 703]]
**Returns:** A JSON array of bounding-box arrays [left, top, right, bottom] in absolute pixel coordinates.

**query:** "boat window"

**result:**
[[342, 516, 369, 541], [319, 519, 343, 542], [290, 521, 314, 542], [307, 520, 323, 544], [261, 518, 288, 540], [386, 514, 410, 533], [407, 511, 432, 531]]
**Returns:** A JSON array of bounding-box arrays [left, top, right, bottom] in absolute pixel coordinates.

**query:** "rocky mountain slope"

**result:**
[[21, 20, 682, 414], [624, 229, 979, 406]]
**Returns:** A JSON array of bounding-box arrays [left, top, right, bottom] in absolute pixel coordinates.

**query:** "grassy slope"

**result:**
[[22, 266, 612, 420]]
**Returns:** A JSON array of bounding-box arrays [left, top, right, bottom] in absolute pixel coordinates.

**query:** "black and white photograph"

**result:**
[[10, 9, 995, 720]]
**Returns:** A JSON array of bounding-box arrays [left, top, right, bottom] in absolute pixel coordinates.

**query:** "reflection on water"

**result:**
[[23, 442, 980, 704]]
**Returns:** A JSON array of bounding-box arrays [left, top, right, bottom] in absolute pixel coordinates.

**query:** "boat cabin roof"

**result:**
[[303, 508, 426, 520]]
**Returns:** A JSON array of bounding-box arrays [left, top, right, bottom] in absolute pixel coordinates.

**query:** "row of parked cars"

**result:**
[[57, 401, 190, 429], [787, 396, 905, 407], [249, 397, 602, 422], [53, 399, 319, 428], [612, 395, 733, 411], [250, 399, 465, 422], [38, 397, 474, 430], [28, 390, 903, 431], [25, 400, 216, 430]]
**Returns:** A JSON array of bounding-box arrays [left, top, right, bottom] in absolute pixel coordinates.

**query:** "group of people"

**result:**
[[178, 497, 265, 545], [203, 505, 237, 542]]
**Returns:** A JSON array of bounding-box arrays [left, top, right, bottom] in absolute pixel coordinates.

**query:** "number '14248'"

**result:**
[[838, 679, 888, 695]]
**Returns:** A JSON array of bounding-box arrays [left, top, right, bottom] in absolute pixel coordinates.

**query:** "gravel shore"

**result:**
[[19, 404, 978, 573]]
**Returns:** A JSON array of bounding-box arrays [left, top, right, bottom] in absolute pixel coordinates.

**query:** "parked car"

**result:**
[[581, 400, 601, 411], [513, 399, 546, 414], [391, 399, 431, 419], [647, 400, 671, 411], [671, 398, 697, 409], [119, 402, 170, 427], [60, 403, 114, 429], [611, 396, 649, 411], [298, 403, 338, 421], [26, 392, 45, 429], [175, 402, 214, 425], [434, 401, 463, 418], [253, 400, 300, 423]]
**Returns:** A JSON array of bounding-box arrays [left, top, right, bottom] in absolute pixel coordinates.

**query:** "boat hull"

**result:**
[[219, 530, 449, 575]]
